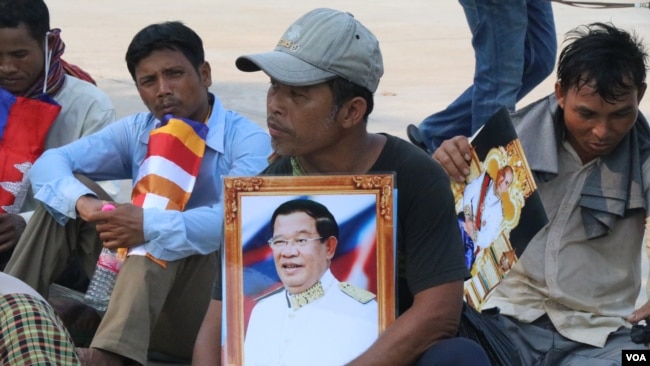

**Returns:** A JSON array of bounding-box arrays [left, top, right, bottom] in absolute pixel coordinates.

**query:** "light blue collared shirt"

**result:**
[[31, 94, 271, 261]]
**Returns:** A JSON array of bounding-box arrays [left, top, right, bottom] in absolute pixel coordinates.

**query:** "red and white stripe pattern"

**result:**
[[128, 115, 208, 265]]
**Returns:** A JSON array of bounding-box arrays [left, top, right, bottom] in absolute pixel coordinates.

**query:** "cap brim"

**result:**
[[236, 51, 337, 86]]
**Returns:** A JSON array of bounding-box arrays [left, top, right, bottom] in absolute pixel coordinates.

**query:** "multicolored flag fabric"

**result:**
[[127, 114, 208, 267], [0, 88, 61, 214]]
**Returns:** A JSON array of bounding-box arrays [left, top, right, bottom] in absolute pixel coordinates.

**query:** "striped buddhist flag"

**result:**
[[127, 114, 208, 266], [0, 88, 60, 214]]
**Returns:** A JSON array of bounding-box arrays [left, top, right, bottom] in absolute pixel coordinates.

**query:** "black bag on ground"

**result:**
[[458, 302, 521, 366]]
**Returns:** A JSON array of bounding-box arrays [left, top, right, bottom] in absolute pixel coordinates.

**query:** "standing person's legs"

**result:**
[[417, 86, 475, 152], [417, 0, 483, 152], [417, 0, 528, 151], [517, 0, 556, 99], [4, 175, 110, 297], [90, 253, 216, 364], [468, 0, 527, 134]]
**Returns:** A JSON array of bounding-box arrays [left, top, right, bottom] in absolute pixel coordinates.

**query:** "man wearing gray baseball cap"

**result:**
[[193, 8, 490, 366], [235, 8, 383, 95]]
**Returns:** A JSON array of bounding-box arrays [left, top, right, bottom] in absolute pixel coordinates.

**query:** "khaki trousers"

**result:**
[[5, 175, 216, 364], [4, 175, 111, 297], [91, 253, 216, 365]]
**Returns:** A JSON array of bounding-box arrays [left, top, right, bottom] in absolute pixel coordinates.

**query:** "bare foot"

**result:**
[[76, 347, 125, 366]]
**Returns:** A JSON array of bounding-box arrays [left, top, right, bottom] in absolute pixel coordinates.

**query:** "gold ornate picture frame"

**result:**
[[222, 174, 396, 365], [450, 107, 547, 311]]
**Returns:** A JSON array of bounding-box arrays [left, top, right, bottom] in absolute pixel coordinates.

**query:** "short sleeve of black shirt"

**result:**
[[371, 135, 469, 313]]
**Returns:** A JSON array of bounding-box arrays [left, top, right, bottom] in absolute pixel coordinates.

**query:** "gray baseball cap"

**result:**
[[236, 8, 384, 93]]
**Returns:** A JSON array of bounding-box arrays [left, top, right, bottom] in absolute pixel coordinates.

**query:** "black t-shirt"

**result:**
[[213, 134, 469, 314]]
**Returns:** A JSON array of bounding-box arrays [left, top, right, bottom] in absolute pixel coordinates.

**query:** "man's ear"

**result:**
[[339, 96, 367, 129], [554, 81, 566, 110], [199, 61, 212, 88], [324, 236, 338, 259], [45, 32, 56, 51], [638, 82, 647, 104]]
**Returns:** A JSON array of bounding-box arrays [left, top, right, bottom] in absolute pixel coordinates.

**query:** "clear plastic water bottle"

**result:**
[[84, 204, 123, 313]]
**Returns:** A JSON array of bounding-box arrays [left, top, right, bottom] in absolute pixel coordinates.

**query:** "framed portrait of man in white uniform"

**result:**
[[449, 107, 548, 311], [222, 174, 396, 366]]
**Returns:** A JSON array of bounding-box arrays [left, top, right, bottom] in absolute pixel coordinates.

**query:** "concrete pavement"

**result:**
[[48, 0, 649, 130]]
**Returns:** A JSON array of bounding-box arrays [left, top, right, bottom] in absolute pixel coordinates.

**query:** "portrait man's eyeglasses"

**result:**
[[267, 237, 323, 248]]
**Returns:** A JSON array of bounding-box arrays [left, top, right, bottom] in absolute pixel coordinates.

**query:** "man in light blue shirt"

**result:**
[[5, 21, 272, 365]]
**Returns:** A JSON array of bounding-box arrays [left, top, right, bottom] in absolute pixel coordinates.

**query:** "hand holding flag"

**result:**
[[128, 114, 209, 267]]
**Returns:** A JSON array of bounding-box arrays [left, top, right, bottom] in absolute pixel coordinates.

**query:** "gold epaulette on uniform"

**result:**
[[338, 282, 376, 304]]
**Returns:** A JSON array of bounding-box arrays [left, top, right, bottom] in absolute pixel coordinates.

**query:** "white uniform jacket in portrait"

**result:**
[[244, 269, 378, 366]]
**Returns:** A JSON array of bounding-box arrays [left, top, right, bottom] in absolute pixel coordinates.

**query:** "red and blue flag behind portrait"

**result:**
[[0, 88, 60, 214], [240, 194, 378, 330]]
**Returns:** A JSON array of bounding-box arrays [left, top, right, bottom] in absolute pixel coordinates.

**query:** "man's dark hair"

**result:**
[[125, 21, 205, 81], [557, 22, 648, 103], [0, 0, 49, 42], [327, 77, 375, 122], [271, 199, 339, 241]]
